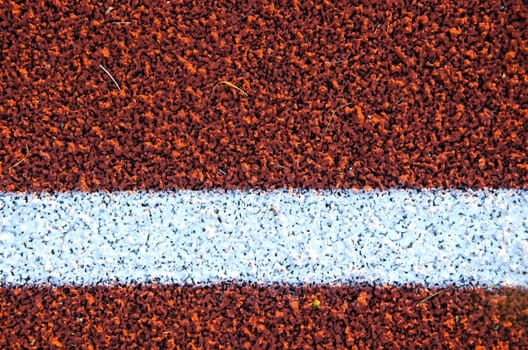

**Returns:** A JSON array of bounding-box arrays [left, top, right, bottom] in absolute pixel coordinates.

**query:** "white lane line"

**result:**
[[0, 189, 526, 286]]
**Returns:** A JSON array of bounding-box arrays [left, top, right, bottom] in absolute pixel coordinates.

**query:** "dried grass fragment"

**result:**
[[99, 64, 122, 91], [212, 81, 248, 97], [6, 145, 30, 171], [416, 290, 444, 307], [323, 103, 354, 135]]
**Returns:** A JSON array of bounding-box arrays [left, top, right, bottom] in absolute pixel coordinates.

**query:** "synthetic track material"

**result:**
[[1, 0, 526, 191], [1, 190, 527, 286], [1, 285, 527, 349], [1, 0, 527, 348]]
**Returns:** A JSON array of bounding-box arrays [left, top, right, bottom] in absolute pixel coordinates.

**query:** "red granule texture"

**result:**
[[0, 284, 526, 349], [0, 0, 526, 191], [1, 0, 527, 348]]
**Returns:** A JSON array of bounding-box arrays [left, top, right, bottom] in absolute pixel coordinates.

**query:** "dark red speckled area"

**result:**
[[0, 0, 527, 348]]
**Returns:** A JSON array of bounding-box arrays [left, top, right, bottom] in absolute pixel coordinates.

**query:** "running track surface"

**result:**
[[1, 1, 527, 348]]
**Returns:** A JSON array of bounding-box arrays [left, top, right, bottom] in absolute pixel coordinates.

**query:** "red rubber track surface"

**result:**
[[0, 0, 526, 191], [0, 0, 527, 348], [1, 284, 527, 349]]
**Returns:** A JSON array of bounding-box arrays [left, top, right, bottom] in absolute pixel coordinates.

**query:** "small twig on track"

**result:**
[[269, 162, 286, 169], [323, 103, 354, 135], [324, 54, 350, 64], [416, 290, 444, 307], [212, 81, 248, 97], [99, 64, 122, 91], [6, 145, 30, 171]]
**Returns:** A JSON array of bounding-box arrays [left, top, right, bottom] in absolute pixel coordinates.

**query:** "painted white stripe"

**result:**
[[0, 189, 526, 286]]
